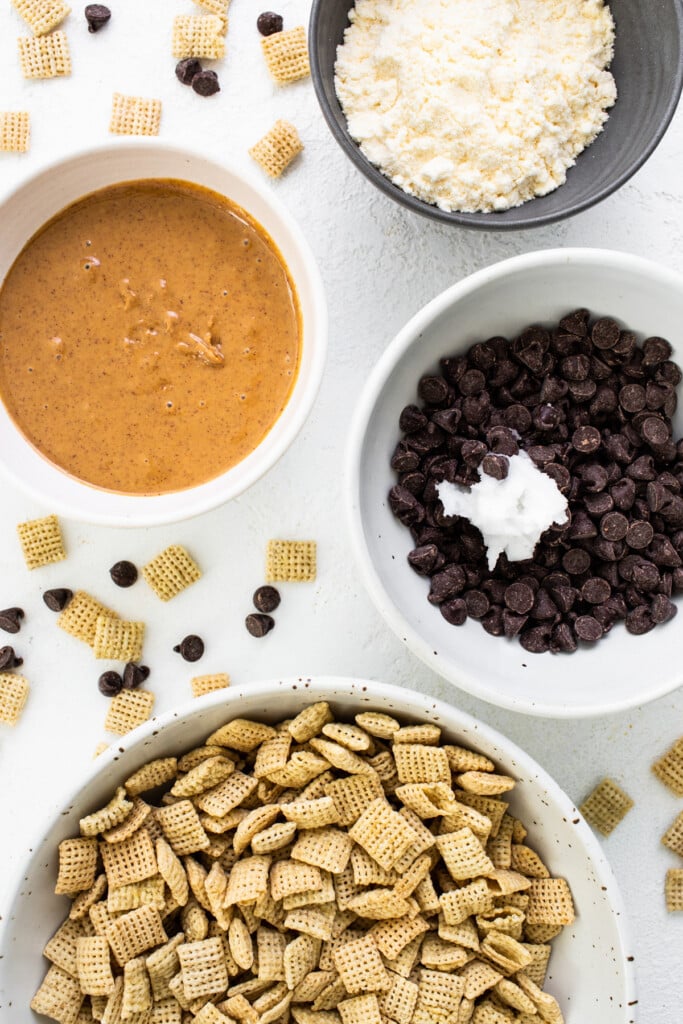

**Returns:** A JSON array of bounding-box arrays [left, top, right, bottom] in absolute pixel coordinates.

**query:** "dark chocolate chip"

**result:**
[[418, 375, 450, 405], [632, 560, 660, 591], [642, 336, 673, 366], [192, 70, 220, 96], [650, 594, 677, 624], [0, 607, 24, 634], [0, 646, 22, 670], [428, 565, 466, 604], [600, 511, 628, 541], [585, 493, 613, 517], [98, 670, 123, 696], [85, 3, 110, 32], [504, 582, 534, 615], [253, 585, 281, 613], [173, 634, 205, 661], [257, 10, 284, 35], [176, 58, 203, 85], [550, 622, 577, 653], [581, 577, 611, 605], [123, 663, 150, 689], [619, 383, 646, 413], [389, 485, 424, 527], [481, 454, 508, 480], [560, 309, 589, 336], [109, 560, 138, 588], [625, 606, 655, 635], [531, 589, 558, 620], [43, 588, 73, 612], [571, 425, 601, 453], [648, 535, 682, 568], [574, 615, 603, 642], [641, 416, 670, 448], [591, 317, 620, 350], [519, 624, 552, 653], [625, 521, 654, 550], [561, 548, 591, 575], [440, 598, 467, 625], [464, 589, 489, 619], [245, 613, 274, 637], [408, 544, 442, 576]]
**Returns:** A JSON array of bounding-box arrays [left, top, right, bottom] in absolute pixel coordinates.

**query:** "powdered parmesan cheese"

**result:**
[[335, 0, 617, 213]]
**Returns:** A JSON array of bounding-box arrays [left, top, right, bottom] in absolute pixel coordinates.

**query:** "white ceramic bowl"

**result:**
[[0, 677, 634, 1022], [0, 140, 327, 527], [348, 249, 683, 717]]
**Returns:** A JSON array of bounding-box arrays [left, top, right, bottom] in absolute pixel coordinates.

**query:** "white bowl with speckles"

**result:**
[[0, 140, 327, 527], [347, 248, 683, 717], [0, 678, 634, 1022]]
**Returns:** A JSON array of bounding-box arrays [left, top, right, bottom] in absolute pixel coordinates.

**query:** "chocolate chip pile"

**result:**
[[389, 310, 683, 653]]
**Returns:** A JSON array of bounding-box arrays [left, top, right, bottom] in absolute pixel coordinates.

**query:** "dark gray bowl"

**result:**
[[310, 0, 683, 230]]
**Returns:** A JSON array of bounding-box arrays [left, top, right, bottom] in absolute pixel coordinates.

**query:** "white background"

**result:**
[[1, 0, 682, 1019]]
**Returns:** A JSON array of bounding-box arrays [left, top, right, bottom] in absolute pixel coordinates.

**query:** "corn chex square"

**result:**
[[652, 737, 683, 796], [18, 30, 71, 77], [261, 25, 310, 85], [224, 854, 271, 905], [105, 690, 155, 736], [191, 673, 230, 698], [172, 14, 226, 59], [156, 799, 210, 857], [0, 671, 29, 725], [292, 827, 354, 874], [109, 93, 161, 136], [106, 906, 167, 967], [266, 539, 316, 582], [436, 827, 495, 881], [580, 777, 633, 836], [177, 936, 228, 999], [525, 877, 575, 926], [662, 810, 683, 857], [30, 964, 84, 1023], [393, 743, 451, 785], [93, 615, 144, 661], [332, 933, 389, 994], [338, 993, 382, 1024], [76, 935, 115, 996], [349, 798, 417, 870], [666, 868, 683, 911], [43, 918, 88, 976], [17, 513, 65, 568], [250, 120, 303, 178], [100, 828, 157, 888], [12, 0, 70, 34], [0, 111, 30, 152], [58, 591, 118, 647], [55, 837, 99, 894]]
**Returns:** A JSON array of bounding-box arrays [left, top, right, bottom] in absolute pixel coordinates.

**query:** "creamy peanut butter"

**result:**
[[0, 179, 301, 494]]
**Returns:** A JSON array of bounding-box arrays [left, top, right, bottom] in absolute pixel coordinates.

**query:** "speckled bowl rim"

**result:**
[[309, 0, 683, 230], [0, 677, 636, 1022]]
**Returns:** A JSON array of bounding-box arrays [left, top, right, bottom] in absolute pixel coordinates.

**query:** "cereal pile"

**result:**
[[32, 704, 573, 1023], [335, 0, 616, 213], [389, 311, 683, 653]]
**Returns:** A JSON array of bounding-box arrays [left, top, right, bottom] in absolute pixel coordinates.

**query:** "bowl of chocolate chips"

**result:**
[[347, 248, 683, 717]]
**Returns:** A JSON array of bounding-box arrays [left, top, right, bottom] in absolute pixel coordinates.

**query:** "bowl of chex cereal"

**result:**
[[0, 678, 634, 1023], [0, 140, 327, 526]]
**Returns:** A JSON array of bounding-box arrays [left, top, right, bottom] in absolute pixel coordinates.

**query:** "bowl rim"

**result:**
[[308, 0, 683, 231], [346, 247, 683, 717], [0, 675, 637, 1019], [0, 137, 328, 527]]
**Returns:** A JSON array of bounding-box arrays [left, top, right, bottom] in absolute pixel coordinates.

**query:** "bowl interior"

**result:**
[[310, 0, 683, 229], [349, 250, 683, 716], [0, 142, 326, 526], [0, 678, 634, 1022]]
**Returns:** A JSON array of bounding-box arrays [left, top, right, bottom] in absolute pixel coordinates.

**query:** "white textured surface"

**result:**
[[0, 0, 681, 1020]]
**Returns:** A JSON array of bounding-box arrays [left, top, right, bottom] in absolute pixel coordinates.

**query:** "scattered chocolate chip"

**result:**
[[173, 634, 205, 661], [440, 598, 467, 626], [0, 646, 22, 670], [253, 585, 281, 613], [98, 670, 123, 696], [109, 560, 138, 588], [191, 70, 220, 96], [42, 588, 73, 612], [245, 613, 275, 637], [176, 57, 203, 85], [123, 663, 150, 689], [85, 3, 110, 31], [0, 607, 24, 634], [257, 10, 284, 35]]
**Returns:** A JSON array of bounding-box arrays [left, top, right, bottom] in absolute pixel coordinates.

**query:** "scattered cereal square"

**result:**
[[109, 93, 161, 137], [93, 615, 145, 662], [58, 591, 118, 647], [105, 690, 155, 736], [652, 737, 683, 796], [191, 673, 230, 698], [0, 672, 29, 726], [18, 30, 71, 77], [261, 25, 310, 84], [30, 964, 84, 1023], [195, 0, 229, 16], [266, 539, 316, 582], [12, 0, 70, 34], [17, 513, 65, 568], [666, 868, 683, 911], [580, 777, 634, 836], [250, 120, 303, 178], [143, 544, 201, 600], [662, 810, 683, 857], [0, 111, 30, 152], [172, 14, 225, 59]]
